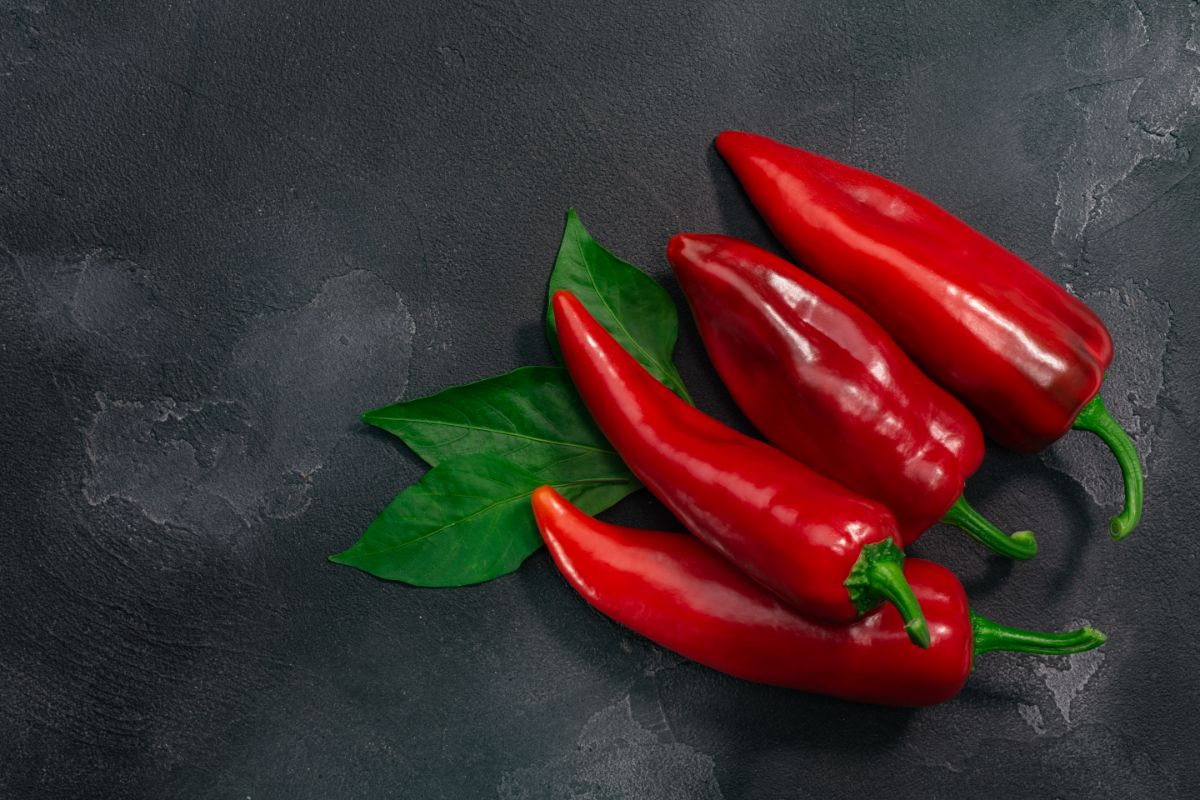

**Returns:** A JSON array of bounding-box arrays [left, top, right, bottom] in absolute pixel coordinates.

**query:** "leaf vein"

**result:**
[[363, 415, 614, 454], [353, 476, 635, 558], [574, 234, 673, 381]]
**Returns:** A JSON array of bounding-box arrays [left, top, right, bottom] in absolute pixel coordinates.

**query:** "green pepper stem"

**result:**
[[970, 610, 1107, 656], [844, 540, 930, 649], [1071, 392, 1144, 539], [941, 494, 1037, 560]]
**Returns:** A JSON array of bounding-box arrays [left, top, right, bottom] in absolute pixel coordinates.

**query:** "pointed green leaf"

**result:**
[[545, 209, 692, 403], [362, 366, 635, 484], [330, 454, 638, 585]]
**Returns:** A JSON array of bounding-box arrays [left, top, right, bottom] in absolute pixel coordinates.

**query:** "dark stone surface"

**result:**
[[2, 1, 1197, 797]]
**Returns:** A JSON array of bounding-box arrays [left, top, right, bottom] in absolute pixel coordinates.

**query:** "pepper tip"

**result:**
[[714, 129, 748, 158]]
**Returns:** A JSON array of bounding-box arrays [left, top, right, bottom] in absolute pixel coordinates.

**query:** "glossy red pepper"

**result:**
[[553, 289, 931, 646], [716, 130, 1143, 539], [533, 486, 1105, 707], [668, 233, 1036, 560]]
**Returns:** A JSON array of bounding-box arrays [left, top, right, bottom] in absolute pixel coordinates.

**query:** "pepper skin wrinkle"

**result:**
[[552, 290, 929, 644], [668, 233, 1035, 559], [532, 487, 1106, 707], [717, 130, 1143, 538]]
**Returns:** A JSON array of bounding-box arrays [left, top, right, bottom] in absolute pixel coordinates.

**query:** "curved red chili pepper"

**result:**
[[553, 290, 930, 646], [533, 486, 1105, 707], [716, 130, 1143, 539], [668, 233, 1036, 559]]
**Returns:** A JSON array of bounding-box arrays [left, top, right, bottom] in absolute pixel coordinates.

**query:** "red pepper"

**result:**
[[533, 486, 1105, 707], [716, 130, 1143, 539], [553, 289, 931, 646], [668, 233, 1036, 560]]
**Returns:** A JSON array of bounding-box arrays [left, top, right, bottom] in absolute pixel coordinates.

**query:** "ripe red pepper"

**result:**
[[668, 233, 1036, 560], [552, 290, 931, 646], [716, 130, 1143, 539], [533, 486, 1105, 707]]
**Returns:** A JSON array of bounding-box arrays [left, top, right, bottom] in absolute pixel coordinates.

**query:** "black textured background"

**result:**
[[3, 2, 1198, 798]]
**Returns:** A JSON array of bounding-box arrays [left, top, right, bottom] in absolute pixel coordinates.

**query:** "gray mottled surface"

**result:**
[[2, 1, 1198, 797]]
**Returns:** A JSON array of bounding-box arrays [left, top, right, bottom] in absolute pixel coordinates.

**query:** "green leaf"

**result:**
[[336, 209, 701, 586], [362, 366, 635, 484], [330, 454, 638, 586], [545, 209, 693, 403]]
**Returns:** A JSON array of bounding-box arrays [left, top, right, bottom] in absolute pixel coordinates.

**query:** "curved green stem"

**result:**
[[845, 540, 930, 649], [1072, 392, 1144, 539], [970, 610, 1106, 657], [941, 494, 1037, 560]]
